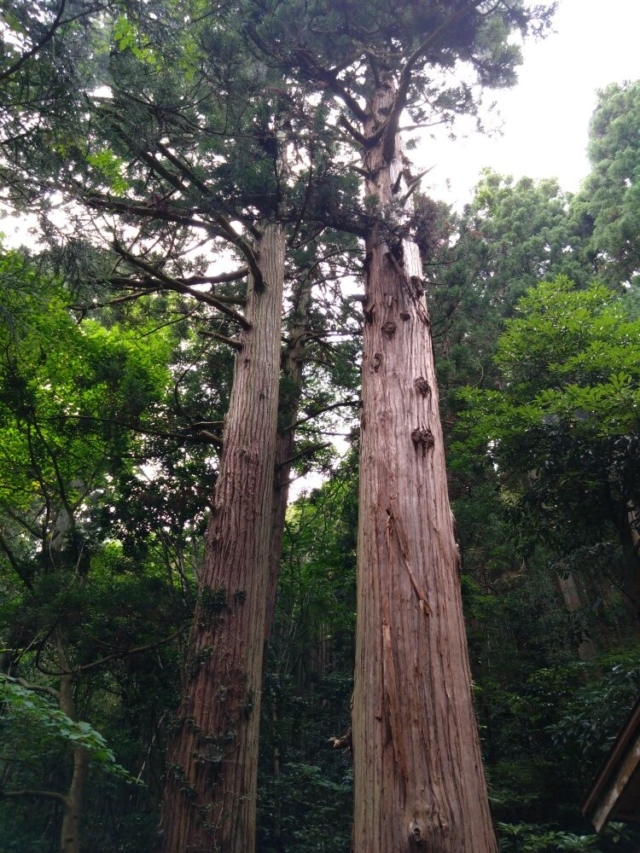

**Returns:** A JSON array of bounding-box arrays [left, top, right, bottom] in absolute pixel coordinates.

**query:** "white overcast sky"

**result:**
[[423, 0, 640, 207]]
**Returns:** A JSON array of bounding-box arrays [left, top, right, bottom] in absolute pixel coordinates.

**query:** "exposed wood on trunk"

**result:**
[[352, 76, 498, 852], [160, 223, 285, 853]]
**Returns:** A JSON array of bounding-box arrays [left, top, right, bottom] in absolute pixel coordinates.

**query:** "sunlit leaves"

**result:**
[[86, 148, 129, 195], [0, 246, 172, 527]]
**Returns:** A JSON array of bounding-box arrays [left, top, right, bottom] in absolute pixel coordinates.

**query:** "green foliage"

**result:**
[[572, 81, 640, 287], [546, 654, 640, 765], [258, 461, 357, 852], [258, 760, 352, 853], [0, 676, 137, 782], [248, 0, 554, 129], [498, 823, 598, 851], [454, 277, 640, 556], [86, 148, 130, 195], [430, 171, 592, 421], [0, 250, 188, 850], [449, 272, 640, 851]]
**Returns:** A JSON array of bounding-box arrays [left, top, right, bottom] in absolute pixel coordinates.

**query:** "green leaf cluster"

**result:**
[[0, 676, 138, 782]]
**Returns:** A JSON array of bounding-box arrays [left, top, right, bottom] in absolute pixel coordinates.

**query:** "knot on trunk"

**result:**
[[413, 377, 430, 397], [372, 352, 383, 372], [409, 819, 425, 846], [411, 427, 434, 457], [381, 321, 396, 339], [409, 276, 424, 297]]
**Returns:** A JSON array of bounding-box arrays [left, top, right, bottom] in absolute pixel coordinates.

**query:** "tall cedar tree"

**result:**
[[245, 1, 556, 849], [1, 5, 359, 849], [160, 223, 286, 853]]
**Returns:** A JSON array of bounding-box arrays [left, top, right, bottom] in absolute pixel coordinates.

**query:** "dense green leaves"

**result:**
[[454, 277, 640, 558], [572, 81, 640, 287], [0, 675, 137, 781]]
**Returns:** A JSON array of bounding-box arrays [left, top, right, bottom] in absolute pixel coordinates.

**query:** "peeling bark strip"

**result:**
[[160, 224, 285, 853], [352, 75, 498, 852]]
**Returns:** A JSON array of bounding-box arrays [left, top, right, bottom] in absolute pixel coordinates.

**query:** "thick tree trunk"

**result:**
[[352, 79, 498, 852], [58, 641, 88, 853], [160, 223, 285, 853], [612, 500, 640, 628], [264, 275, 313, 643], [557, 571, 597, 661]]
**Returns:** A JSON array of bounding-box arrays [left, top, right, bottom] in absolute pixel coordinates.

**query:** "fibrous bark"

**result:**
[[352, 77, 498, 852], [160, 223, 285, 853]]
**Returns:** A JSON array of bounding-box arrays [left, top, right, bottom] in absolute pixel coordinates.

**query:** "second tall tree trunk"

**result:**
[[160, 223, 285, 853]]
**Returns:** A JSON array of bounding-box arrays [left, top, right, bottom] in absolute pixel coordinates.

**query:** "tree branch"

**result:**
[[45, 413, 221, 447], [199, 330, 244, 350], [338, 114, 369, 147], [277, 442, 332, 469], [0, 530, 33, 590], [7, 676, 60, 701], [382, 2, 482, 161], [154, 141, 210, 195], [293, 49, 368, 123], [0, 789, 68, 805], [283, 400, 359, 433], [37, 632, 181, 677], [113, 246, 252, 330], [84, 193, 214, 232], [183, 269, 248, 288], [0, 0, 67, 83]]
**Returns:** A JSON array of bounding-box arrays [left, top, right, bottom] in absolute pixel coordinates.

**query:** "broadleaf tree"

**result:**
[[455, 277, 640, 620], [0, 246, 175, 853]]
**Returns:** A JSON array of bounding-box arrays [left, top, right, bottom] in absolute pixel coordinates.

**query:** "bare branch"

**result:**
[[338, 114, 369, 147], [84, 193, 214, 232], [37, 632, 181, 677], [277, 442, 332, 469], [0, 789, 68, 805], [294, 49, 368, 123], [183, 269, 248, 287], [9, 677, 60, 701], [155, 141, 210, 195]]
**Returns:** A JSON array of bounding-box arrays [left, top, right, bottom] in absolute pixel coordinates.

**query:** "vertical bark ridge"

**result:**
[[160, 223, 285, 853]]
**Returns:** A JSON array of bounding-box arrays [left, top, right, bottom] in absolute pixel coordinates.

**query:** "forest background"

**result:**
[[2, 1, 640, 851]]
